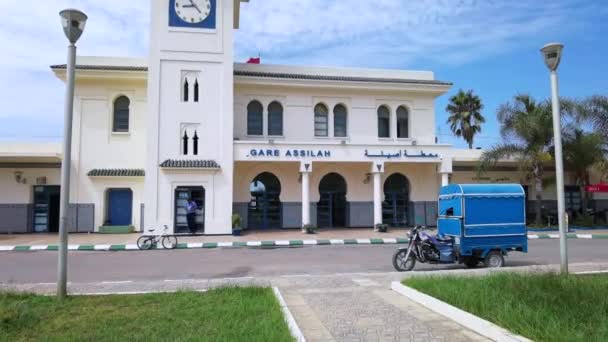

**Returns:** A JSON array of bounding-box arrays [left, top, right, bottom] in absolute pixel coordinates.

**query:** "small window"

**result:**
[[193, 131, 199, 155], [247, 101, 263, 136], [334, 104, 347, 137], [378, 105, 390, 138], [268, 101, 283, 136], [193, 79, 199, 103], [397, 106, 409, 138], [113, 96, 130, 133], [314, 103, 329, 137], [183, 78, 189, 102], [182, 131, 189, 155]]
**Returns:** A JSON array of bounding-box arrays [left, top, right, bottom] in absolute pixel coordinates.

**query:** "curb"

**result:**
[[272, 287, 306, 342], [0, 234, 606, 252], [391, 282, 532, 342]]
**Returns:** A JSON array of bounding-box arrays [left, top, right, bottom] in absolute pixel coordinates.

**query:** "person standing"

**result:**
[[185, 198, 198, 235]]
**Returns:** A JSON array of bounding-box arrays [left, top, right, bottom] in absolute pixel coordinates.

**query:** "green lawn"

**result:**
[[0, 287, 294, 342], [404, 273, 608, 342]]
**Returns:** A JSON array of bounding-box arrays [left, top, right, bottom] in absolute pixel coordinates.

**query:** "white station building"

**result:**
[[1, 0, 606, 235]]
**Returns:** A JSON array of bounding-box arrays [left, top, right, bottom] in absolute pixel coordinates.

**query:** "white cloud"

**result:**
[[0, 0, 599, 138]]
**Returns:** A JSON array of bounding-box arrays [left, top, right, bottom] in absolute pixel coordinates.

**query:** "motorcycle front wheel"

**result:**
[[392, 249, 416, 272]]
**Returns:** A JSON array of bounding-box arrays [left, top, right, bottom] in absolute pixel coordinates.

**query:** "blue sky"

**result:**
[[0, 0, 606, 148]]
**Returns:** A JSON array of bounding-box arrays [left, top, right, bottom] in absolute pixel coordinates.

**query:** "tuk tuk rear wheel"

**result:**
[[392, 249, 416, 272], [484, 251, 504, 268]]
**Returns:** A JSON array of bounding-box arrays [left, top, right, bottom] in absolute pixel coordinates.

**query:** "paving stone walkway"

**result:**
[[275, 274, 488, 342]]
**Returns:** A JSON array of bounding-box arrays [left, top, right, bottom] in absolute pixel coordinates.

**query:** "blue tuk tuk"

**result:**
[[392, 184, 528, 271]]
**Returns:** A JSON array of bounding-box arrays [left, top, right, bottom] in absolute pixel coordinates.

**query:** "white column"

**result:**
[[301, 172, 311, 227], [373, 172, 382, 226], [441, 173, 450, 187]]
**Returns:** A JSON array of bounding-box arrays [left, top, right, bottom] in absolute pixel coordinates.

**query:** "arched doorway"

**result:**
[[382, 173, 410, 227], [248, 172, 282, 229], [317, 173, 347, 228]]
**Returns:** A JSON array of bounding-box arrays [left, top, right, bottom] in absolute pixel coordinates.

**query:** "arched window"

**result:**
[[378, 105, 390, 138], [182, 131, 189, 155], [268, 101, 283, 136], [183, 78, 189, 102], [113, 96, 130, 133], [397, 106, 409, 138], [314, 103, 329, 137], [193, 79, 199, 103], [247, 101, 263, 136], [192, 131, 199, 155], [334, 104, 347, 137]]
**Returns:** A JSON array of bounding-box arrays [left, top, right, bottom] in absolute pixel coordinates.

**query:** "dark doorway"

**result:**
[[48, 193, 60, 233], [382, 173, 410, 227], [317, 173, 347, 228], [175, 187, 205, 233], [32, 186, 60, 233], [248, 172, 282, 229]]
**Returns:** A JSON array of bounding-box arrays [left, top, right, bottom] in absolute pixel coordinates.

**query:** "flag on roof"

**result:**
[[246, 57, 261, 64]]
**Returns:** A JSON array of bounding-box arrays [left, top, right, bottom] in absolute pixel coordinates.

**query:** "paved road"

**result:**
[[1, 239, 607, 284]]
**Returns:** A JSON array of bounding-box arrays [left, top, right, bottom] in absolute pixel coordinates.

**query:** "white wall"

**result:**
[[0, 168, 60, 203], [234, 84, 438, 146]]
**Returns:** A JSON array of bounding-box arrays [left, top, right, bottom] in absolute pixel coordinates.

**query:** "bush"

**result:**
[[375, 224, 389, 232], [573, 214, 594, 227], [302, 224, 316, 234], [232, 214, 242, 229]]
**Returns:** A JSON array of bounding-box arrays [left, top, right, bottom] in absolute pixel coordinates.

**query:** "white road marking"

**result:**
[[356, 239, 371, 244], [0, 246, 14, 251], [125, 244, 139, 250], [330, 239, 344, 245], [528, 235, 539, 239], [218, 242, 233, 247], [276, 240, 291, 246], [187, 242, 204, 248], [383, 238, 398, 244], [30, 245, 48, 250], [577, 234, 593, 239], [68, 245, 80, 250], [549, 234, 560, 239], [302, 240, 317, 245], [246, 241, 262, 247], [575, 270, 608, 275], [94, 245, 111, 251]]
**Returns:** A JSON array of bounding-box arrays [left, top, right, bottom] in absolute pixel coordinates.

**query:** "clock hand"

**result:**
[[187, 0, 202, 13]]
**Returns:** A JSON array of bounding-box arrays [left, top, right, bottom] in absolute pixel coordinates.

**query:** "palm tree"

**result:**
[[563, 128, 607, 213], [577, 95, 608, 137], [446, 89, 486, 149], [478, 95, 553, 225]]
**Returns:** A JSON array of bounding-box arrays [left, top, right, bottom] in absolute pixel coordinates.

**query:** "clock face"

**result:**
[[174, 0, 212, 24]]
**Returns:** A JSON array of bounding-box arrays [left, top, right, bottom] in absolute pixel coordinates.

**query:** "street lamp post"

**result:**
[[541, 42, 568, 274], [57, 9, 87, 298]]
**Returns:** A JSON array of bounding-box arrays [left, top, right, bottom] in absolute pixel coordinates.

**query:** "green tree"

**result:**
[[446, 89, 486, 149], [478, 95, 553, 225], [562, 128, 607, 213], [577, 95, 608, 137]]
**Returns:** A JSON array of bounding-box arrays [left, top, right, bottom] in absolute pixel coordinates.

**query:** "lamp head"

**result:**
[[60, 9, 88, 44], [540, 42, 564, 72]]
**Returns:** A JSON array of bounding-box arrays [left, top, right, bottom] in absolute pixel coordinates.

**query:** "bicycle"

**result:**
[[136, 225, 178, 250]]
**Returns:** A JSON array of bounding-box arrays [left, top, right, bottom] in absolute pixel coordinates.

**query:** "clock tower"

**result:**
[[145, 0, 244, 234]]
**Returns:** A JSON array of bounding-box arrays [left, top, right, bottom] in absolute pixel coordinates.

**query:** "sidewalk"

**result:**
[[1, 228, 607, 252]]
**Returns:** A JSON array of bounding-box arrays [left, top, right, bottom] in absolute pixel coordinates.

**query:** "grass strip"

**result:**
[[404, 273, 608, 342], [0, 287, 294, 342]]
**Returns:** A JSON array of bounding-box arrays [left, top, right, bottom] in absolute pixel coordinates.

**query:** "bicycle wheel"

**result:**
[[137, 235, 154, 250], [162, 235, 178, 249]]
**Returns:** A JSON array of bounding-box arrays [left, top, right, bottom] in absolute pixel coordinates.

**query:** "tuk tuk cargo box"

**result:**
[[438, 184, 528, 258]]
